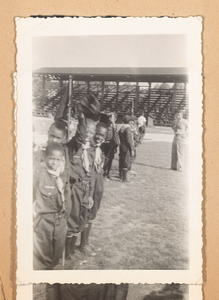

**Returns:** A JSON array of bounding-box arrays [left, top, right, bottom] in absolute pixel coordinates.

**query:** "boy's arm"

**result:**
[[75, 107, 87, 144], [126, 128, 135, 153], [67, 103, 87, 148]]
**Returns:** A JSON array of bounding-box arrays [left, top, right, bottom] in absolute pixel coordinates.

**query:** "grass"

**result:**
[[77, 140, 189, 270]]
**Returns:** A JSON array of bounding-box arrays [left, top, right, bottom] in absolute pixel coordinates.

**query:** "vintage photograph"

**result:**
[[16, 17, 202, 284], [33, 283, 189, 300], [32, 35, 190, 271], [16, 284, 202, 300]]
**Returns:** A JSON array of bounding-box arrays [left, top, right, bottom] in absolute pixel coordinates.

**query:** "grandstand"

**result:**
[[32, 67, 189, 126]]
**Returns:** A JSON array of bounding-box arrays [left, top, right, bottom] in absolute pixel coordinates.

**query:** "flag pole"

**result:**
[[68, 75, 73, 141]]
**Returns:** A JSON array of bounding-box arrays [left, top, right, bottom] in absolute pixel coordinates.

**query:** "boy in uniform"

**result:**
[[65, 105, 97, 260], [33, 121, 69, 191], [33, 142, 68, 270], [78, 122, 108, 256], [118, 115, 135, 183], [102, 112, 119, 180]]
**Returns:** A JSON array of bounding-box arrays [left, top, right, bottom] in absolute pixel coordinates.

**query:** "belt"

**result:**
[[36, 210, 66, 220], [70, 177, 91, 185], [54, 210, 66, 220], [70, 177, 83, 184]]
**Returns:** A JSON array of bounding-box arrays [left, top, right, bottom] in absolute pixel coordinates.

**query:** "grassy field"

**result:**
[[78, 141, 189, 270], [33, 117, 189, 270], [33, 283, 189, 300]]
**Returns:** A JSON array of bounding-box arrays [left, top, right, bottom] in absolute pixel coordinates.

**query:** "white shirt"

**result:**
[[137, 116, 146, 126]]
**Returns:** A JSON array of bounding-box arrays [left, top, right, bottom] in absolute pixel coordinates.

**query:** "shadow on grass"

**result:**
[[132, 161, 170, 170], [113, 157, 170, 171]]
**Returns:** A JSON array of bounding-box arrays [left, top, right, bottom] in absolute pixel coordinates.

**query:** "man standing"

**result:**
[[171, 111, 189, 171]]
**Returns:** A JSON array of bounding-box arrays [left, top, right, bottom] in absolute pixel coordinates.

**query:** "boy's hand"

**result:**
[[88, 197, 94, 209], [131, 150, 135, 157]]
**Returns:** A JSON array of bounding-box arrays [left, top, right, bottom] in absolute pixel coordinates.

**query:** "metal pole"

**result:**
[[68, 75, 73, 141]]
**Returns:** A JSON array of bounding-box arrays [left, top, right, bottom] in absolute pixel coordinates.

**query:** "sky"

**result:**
[[32, 35, 188, 70]]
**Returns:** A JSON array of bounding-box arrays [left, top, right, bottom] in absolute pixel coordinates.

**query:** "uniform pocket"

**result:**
[[39, 185, 57, 198], [38, 185, 60, 211]]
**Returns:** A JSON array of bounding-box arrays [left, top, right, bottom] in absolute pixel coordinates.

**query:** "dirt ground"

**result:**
[[33, 283, 189, 300], [33, 117, 189, 271]]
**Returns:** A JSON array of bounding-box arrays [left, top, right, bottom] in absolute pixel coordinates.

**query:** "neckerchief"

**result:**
[[81, 141, 90, 174], [94, 141, 104, 173]]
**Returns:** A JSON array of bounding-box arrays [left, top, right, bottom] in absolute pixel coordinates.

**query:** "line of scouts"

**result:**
[[33, 95, 144, 270]]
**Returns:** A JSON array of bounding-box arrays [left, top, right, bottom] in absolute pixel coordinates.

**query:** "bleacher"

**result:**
[[32, 67, 189, 126]]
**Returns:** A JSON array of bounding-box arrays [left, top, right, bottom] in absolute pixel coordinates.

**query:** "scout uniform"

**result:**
[[130, 126, 140, 167], [73, 134, 106, 256], [66, 139, 94, 235], [33, 162, 68, 270], [102, 123, 114, 178], [65, 118, 95, 258], [87, 140, 105, 221], [119, 122, 134, 182]]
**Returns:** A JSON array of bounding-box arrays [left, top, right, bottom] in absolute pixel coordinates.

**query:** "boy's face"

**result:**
[[94, 126, 107, 144], [85, 123, 96, 142], [48, 126, 66, 144], [45, 150, 63, 171]]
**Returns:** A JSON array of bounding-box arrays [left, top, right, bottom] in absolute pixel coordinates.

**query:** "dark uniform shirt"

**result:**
[[66, 117, 95, 197], [33, 146, 70, 209], [34, 164, 66, 214], [119, 125, 134, 152]]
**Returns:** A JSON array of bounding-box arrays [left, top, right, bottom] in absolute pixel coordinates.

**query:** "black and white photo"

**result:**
[[16, 17, 202, 284]]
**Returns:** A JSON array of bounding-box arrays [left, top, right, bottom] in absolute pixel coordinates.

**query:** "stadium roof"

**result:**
[[33, 67, 188, 83]]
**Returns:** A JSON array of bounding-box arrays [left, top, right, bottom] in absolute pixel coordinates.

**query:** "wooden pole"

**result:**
[[42, 75, 46, 102], [171, 83, 177, 111], [116, 81, 119, 113], [68, 75, 73, 141], [135, 82, 139, 113], [146, 82, 151, 125], [101, 81, 104, 109]]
